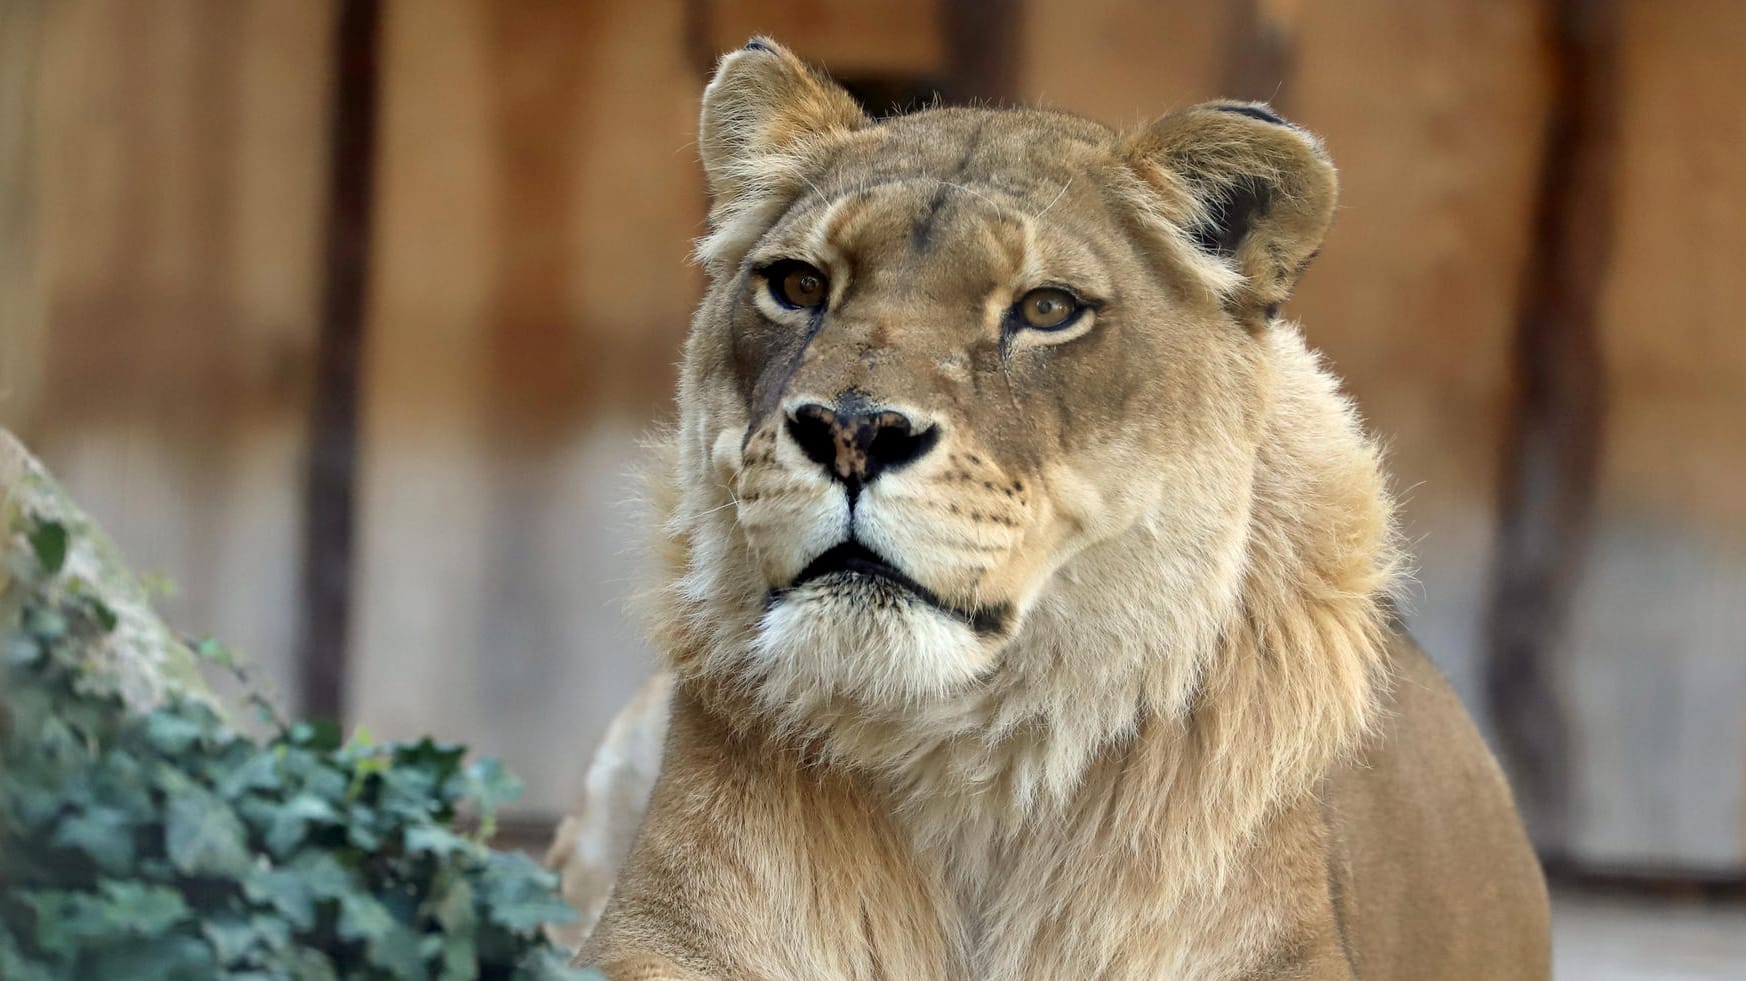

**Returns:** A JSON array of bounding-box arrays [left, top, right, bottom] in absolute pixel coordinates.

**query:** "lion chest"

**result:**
[[914, 803, 1333, 981]]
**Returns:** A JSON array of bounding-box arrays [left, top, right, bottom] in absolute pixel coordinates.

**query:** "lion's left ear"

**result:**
[[1122, 102, 1337, 312], [699, 38, 867, 208]]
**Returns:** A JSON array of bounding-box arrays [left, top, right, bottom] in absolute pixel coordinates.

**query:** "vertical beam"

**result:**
[[299, 0, 381, 722], [1221, 0, 1300, 107], [941, 0, 1023, 105], [1483, 0, 1620, 858], [481, 0, 590, 446], [0, 0, 45, 431], [682, 0, 717, 78]]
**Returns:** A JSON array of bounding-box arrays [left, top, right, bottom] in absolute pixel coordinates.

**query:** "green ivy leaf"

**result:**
[[247, 691, 287, 733], [32, 714, 83, 762], [394, 737, 468, 786], [406, 824, 473, 860], [513, 947, 603, 981], [276, 746, 349, 801], [216, 747, 282, 800], [340, 723, 376, 756], [22, 606, 67, 641], [428, 877, 485, 981], [192, 635, 235, 666], [200, 912, 260, 966], [478, 853, 579, 933], [97, 880, 193, 935], [287, 850, 357, 901], [288, 718, 343, 752], [143, 708, 209, 755], [26, 519, 68, 575], [463, 757, 522, 809], [434, 876, 478, 931], [381, 764, 445, 822], [336, 889, 393, 942], [0, 930, 60, 981], [84, 935, 216, 979], [164, 784, 253, 877], [90, 749, 154, 810], [338, 892, 424, 978], [266, 793, 340, 857], [50, 804, 136, 873], [25, 883, 191, 958], [284, 947, 340, 981], [3, 515, 588, 978], [4, 778, 65, 832], [2, 634, 43, 667], [25, 890, 105, 958], [243, 866, 316, 931], [344, 810, 383, 850], [439, 931, 481, 981], [249, 912, 293, 954]]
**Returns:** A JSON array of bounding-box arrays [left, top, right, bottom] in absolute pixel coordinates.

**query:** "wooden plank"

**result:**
[[941, 0, 1022, 104], [1018, 0, 1234, 126], [706, 0, 945, 77], [299, 0, 383, 721], [0, 0, 47, 424], [1284, 0, 1549, 726], [21, 0, 334, 710], [1557, 0, 1746, 872], [351, 0, 703, 815], [1483, 0, 1619, 858]]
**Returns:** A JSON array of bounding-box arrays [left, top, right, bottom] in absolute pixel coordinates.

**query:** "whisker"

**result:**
[[937, 179, 1003, 215], [1034, 176, 1073, 221], [693, 477, 745, 518]]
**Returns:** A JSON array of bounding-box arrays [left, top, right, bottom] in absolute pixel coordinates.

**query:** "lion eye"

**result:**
[[768, 261, 830, 311], [1017, 288, 1082, 330]]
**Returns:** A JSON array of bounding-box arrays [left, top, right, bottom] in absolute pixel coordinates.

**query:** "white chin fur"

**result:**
[[746, 577, 991, 711]]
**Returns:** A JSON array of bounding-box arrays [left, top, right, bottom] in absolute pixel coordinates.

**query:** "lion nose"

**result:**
[[786, 403, 939, 491]]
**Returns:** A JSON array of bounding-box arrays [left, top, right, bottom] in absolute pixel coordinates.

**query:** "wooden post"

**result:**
[[299, 0, 382, 722], [1221, 0, 1300, 107], [1483, 0, 1620, 858], [942, 0, 1023, 105], [0, 0, 45, 430]]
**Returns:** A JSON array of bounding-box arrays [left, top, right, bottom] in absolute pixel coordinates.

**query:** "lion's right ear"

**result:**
[[1122, 102, 1338, 313], [699, 38, 866, 207]]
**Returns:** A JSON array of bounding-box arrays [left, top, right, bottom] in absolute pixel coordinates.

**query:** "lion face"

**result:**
[[669, 41, 1337, 712]]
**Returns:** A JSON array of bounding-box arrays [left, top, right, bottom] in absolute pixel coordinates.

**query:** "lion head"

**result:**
[[652, 40, 1397, 816]]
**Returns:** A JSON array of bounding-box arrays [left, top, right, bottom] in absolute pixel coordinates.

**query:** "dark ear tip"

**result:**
[[1212, 103, 1290, 128]]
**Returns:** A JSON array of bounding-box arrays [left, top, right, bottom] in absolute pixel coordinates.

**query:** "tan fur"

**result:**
[[571, 39, 1548, 980]]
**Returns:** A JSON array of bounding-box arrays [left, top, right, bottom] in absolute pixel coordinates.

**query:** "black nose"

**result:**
[[786, 403, 939, 492]]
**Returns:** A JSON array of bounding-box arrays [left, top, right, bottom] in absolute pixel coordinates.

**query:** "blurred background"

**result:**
[[0, 0, 1741, 974]]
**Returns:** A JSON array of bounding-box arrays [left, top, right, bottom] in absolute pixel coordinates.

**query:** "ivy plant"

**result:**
[[0, 516, 601, 980]]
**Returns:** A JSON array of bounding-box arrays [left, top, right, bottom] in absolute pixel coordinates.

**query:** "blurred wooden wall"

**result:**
[[3, 0, 1741, 875], [1563, 0, 1746, 872], [350, 0, 702, 818], [3, 0, 334, 710]]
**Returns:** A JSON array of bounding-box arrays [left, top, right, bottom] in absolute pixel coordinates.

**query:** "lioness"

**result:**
[[560, 38, 1550, 980]]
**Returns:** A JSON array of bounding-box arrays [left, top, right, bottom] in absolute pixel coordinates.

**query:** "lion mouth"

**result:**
[[793, 541, 912, 588], [779, 541, 1009, 636]]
